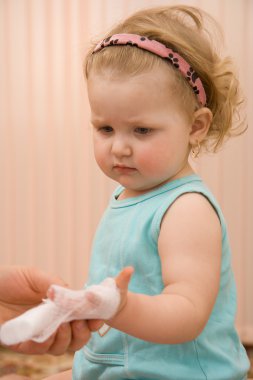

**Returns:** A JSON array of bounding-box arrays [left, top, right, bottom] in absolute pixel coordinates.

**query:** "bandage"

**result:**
[[0, 277, 120, 345]]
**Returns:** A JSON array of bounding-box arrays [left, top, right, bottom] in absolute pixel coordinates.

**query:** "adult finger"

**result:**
[[0, 375, 30, 380], [24, 266, 68, 297], [8, 332, 57, 355], [46, 323, 72, 356], [87, 319, 104, 332], [67, 320, 91, 351]]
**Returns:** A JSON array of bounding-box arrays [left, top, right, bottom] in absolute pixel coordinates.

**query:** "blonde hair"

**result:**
[[85, 5, 246, 152]]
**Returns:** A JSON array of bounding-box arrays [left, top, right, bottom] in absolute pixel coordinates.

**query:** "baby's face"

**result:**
[[87, 67, 193, 198]]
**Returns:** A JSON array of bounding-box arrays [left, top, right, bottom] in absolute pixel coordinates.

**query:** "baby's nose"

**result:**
[[111, 137, 132, 157]]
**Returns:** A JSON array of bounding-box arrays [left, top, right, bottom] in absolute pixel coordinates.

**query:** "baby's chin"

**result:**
[[119, 183, 165, 199]]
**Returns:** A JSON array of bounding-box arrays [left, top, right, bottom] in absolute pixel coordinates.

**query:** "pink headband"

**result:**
[[93, 33, 207, 106]]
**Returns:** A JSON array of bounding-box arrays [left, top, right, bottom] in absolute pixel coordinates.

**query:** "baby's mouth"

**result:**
[[113, 164, 137, 173]]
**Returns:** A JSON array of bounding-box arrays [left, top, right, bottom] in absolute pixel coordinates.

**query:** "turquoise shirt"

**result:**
[[73, 175, 249, 380]]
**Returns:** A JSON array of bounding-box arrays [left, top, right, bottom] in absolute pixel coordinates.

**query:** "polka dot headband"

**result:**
[[93, 33, 207, 106]]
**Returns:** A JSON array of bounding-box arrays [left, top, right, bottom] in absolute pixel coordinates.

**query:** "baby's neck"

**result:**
[[118, 168, 195, 200]]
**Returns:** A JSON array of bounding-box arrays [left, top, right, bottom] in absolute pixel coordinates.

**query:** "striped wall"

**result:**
[[0, 0, 252, 343]]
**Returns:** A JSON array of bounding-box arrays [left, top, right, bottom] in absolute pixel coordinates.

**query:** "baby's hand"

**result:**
[[86, 267, 134, 332], [114, 267, 134, 315]]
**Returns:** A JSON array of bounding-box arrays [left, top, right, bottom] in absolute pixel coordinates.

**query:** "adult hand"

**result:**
[[0, 266, 91, 355], [0, 376, 30, 380]]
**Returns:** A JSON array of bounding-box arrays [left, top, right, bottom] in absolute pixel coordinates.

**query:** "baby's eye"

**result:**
[[135, 127, 152, 135], [99, 126, 113, 133]]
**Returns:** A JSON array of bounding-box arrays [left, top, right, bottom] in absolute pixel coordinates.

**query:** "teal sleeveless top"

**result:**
[[73, 175, 249, 380]]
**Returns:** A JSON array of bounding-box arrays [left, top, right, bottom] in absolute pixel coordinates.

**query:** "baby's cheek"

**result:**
[[94, 149, 109, 171], [138, 151, 163, 174]]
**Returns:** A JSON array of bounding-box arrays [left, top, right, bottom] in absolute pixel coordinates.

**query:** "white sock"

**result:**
[[0, 277, 120, 345]]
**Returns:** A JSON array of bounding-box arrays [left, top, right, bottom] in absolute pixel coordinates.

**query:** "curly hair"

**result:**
[[84, 6, 246, 152]]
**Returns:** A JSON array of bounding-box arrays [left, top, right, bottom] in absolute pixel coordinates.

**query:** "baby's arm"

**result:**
[[109, 193, 222, 344]]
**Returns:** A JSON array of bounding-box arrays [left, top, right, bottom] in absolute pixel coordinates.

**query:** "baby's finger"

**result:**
[[115, 267, 134, 291], [85, 290, 101, 306]]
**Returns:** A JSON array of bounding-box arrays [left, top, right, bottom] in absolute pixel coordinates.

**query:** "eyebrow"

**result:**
[[90, 118, 104, 127], [90, 118, 154, 127]]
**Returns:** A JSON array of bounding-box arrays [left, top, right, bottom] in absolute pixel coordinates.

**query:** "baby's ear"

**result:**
[[189, 107, 213, 145]]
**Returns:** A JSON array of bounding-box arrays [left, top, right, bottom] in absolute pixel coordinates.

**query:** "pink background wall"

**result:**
[[0, 0, 252, 343]]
